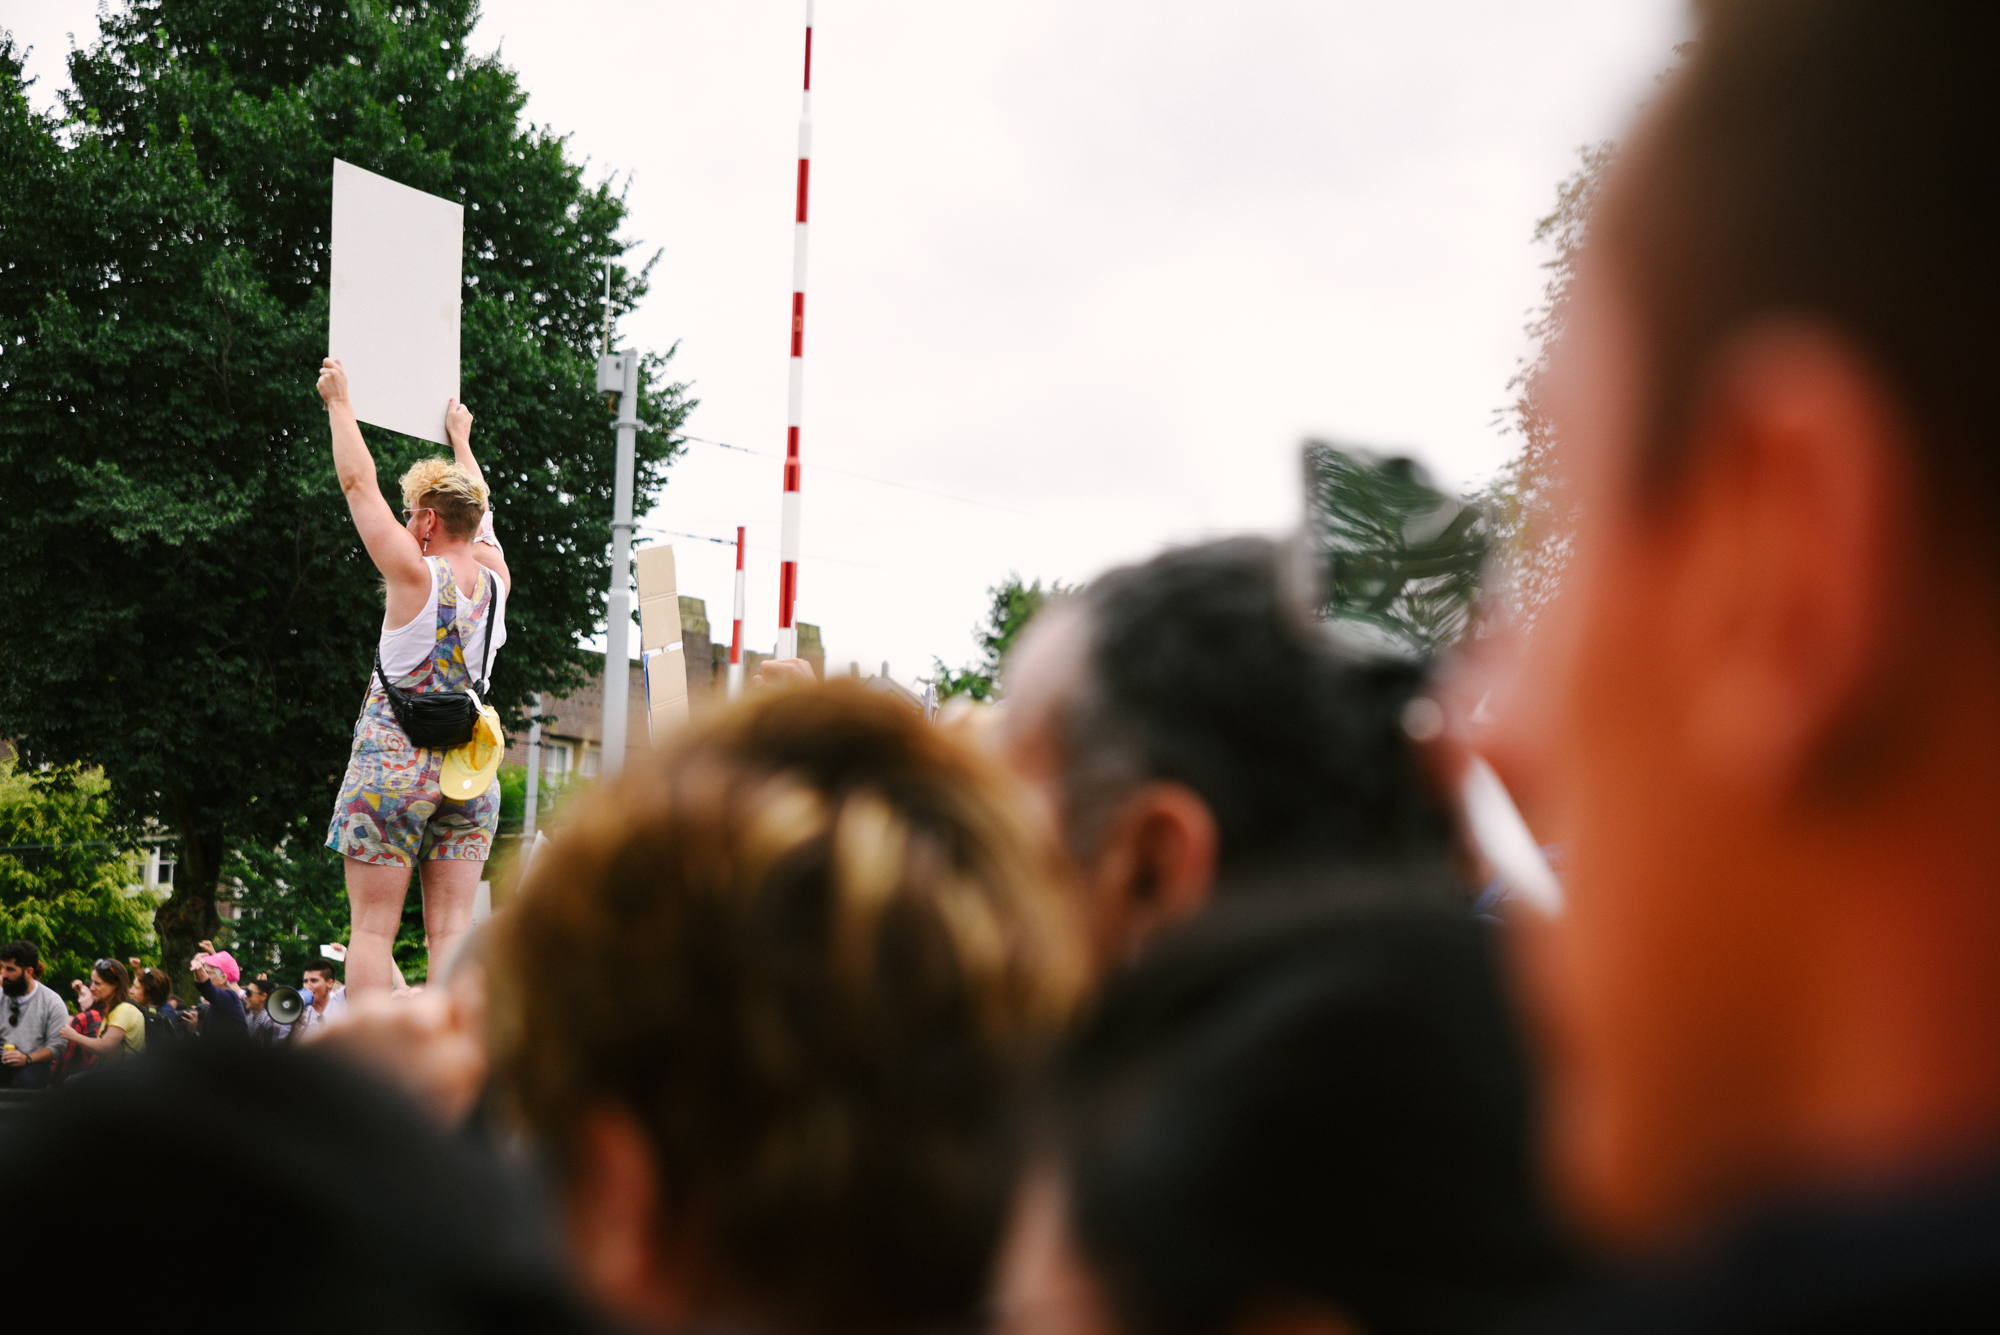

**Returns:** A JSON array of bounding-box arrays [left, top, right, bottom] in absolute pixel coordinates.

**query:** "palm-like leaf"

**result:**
[[1305, 442, 1489, 658]]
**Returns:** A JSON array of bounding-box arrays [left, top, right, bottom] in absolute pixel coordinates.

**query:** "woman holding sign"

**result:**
[[317, 358, 509, 998]]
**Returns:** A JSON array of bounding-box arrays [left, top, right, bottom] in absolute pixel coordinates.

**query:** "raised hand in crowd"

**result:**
[[750, 657, 817, 688]]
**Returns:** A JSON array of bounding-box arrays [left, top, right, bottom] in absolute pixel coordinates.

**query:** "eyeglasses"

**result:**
[[401, 507, 434, 523], [6, 1003, 17, 1026], [93, 959, 116, 974]]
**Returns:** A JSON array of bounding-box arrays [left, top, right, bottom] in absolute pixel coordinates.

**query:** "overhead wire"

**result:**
[[675, 433, 1039, 518], [635, 521, 905, 576]]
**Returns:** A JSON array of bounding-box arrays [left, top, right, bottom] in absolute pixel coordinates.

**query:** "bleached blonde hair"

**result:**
[[399, 457, 488, 540]]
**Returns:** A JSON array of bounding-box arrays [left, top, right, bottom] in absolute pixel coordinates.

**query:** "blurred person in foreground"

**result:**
[[490, 684, 1087, 1335], [996, 537, 1457, 966], [0, 941, 69, 1088], [998, 893, 1574, 1335], [1469, 0, 2000, 1325], [0, 1043, 604, 1331], [304, 924, 496, 1132]]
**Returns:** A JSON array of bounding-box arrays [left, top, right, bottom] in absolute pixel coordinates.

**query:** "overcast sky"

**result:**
[[13, 1, 1690, 683]]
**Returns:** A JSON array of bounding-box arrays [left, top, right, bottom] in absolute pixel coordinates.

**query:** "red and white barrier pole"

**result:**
[[728, 525, 747, 697], [776, 0, 812, 659]]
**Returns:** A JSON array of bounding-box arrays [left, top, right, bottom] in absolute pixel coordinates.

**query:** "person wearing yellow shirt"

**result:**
[[61, 961, 145, 1061]]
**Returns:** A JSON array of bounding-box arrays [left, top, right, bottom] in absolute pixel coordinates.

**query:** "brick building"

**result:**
[[501, 599, 825, 774]]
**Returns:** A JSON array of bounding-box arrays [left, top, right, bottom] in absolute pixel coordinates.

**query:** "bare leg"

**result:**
[[345, 856, 414, 999], [419, 858, 483, 986]]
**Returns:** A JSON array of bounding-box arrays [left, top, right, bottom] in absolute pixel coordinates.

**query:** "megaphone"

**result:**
[[268, 986, 307, 1026]]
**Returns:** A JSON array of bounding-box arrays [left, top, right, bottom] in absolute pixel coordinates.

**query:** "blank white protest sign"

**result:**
[[328, 159, 463, 445]]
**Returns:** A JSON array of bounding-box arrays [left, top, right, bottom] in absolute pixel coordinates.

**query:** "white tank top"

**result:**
[[378, 558, 508, 685]]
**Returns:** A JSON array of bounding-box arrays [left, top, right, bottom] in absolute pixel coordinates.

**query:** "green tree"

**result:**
[[928, 575, 1073, 702], [1478, 142, 1613, 626], [495, 760, 571, 836], [223, 752, 578, 994], [0, 5, 691, 987], [215, 808, 431, 986], [1306, 442, 1490, 658], [0, 756, 155, 995]]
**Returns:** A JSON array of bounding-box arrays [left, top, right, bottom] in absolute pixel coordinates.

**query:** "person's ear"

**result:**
[[1079, 782, 1219, 962], [565, 1107, 696, 1332], [1666, 321, 1915, 795]]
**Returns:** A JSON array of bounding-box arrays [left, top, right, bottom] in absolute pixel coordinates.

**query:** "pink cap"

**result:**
[[198, 951, 241, 984]]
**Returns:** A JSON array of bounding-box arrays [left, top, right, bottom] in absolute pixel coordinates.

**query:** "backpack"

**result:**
[[140, 1004, 178, 1051]]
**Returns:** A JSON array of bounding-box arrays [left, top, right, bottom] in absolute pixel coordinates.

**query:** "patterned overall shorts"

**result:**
[[325, 559, 502, 866]]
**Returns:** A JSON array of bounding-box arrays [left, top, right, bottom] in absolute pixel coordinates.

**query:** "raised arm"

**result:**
[[445, 398, 486, 492], [447, 398, 512, 594], [318, 359, 432, 622]]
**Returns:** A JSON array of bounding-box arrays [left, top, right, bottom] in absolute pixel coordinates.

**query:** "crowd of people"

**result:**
[[0, 939, 350, 1088], [5, 2, 1995, 1331]]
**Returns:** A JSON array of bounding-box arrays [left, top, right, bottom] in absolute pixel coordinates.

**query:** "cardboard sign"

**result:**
[[635, 545, 684, 652], [634, 544, 689, 742], [645, 646, 690, 736], [328, 159, 463, 444]]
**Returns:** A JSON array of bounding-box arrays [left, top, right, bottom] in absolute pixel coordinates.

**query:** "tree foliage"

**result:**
[[495, 759, 573, 836], [1306, 443, 1489, 658], [0, 756, 155, 994], [1477, 142, 1613, 627], [217, 808, 434, 987], [928, 575, 1073, 702], [0, 4, 690, 984]]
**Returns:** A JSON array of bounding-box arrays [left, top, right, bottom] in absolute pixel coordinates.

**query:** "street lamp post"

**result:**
[[595, 345, 639, 776]]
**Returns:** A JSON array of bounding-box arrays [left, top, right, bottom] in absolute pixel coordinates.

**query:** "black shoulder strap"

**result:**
[[474, 569, 497, 695], [373, 647, 408, 706]]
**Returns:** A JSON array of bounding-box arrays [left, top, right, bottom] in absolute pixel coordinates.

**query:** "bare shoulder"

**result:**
[[472, 543, 512, 597], [383, 555, 439, 628]]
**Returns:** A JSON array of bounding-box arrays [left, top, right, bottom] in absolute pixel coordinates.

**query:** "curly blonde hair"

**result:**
[[399, 457, 488, 540]]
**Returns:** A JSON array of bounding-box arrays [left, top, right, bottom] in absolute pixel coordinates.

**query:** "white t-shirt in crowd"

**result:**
[[298, 986, 348, 1032]]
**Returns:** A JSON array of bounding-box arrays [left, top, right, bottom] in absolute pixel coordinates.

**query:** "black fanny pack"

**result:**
[[374, 577, 497, 750]]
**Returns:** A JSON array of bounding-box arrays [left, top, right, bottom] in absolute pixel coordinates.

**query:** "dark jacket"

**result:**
[[1545, 1168, 2000, 1334], [195, 979, 249, 1041]]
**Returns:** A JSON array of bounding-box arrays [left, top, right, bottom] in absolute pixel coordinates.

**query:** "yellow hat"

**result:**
[[441, 695, 504, 802]]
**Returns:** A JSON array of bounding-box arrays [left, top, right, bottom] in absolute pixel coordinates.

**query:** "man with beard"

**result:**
[[0, 941, 70, 1089]]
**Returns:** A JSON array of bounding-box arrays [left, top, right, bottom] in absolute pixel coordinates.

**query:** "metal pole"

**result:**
[[600, 263, 613, 355], [728, 525, 747, 698], [522, 691, 543, 839], [776, 0, 814, 659], [598, 346, 640, 776]]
